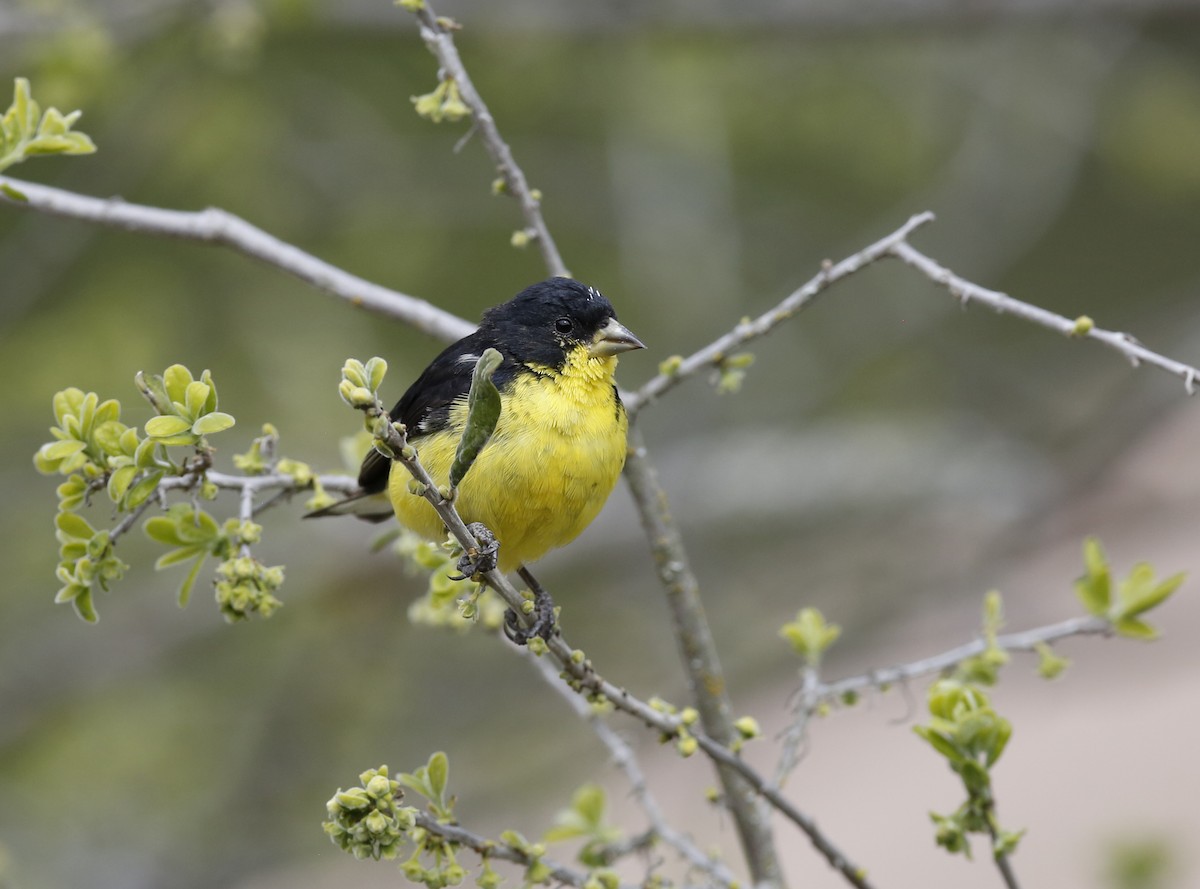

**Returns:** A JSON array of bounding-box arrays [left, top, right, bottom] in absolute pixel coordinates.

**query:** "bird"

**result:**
[[309, 277, 645, 583]]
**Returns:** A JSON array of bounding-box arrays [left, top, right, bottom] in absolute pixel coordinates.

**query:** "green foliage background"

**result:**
[[2, 3, 1200, 888]]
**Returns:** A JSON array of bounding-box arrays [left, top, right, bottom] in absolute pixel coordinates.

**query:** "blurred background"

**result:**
[[3, 1, 1200, 887]]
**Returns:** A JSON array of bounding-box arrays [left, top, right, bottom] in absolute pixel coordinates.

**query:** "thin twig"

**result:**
[[411, 813, 630, 889], [627, 212, 936, 415], [526, 652, 743, 889], [772, 664, 819, 791], [408, 2, 569, 279], [0, 174, 475, 342], [887, 238, 1200, 395], [815, 614, 1111, 705], [983, 798, 1023, 889]]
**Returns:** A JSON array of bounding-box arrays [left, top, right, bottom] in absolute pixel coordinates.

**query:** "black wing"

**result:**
[[357, 330, 493, 493]]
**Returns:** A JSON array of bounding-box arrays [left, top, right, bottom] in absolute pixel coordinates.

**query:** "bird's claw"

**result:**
[[504, 585, 556, 646], [450, 523, 499, 580]]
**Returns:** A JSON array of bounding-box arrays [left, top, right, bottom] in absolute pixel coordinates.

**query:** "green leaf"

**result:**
[[993, 828, 1026, 858], [1117, 566, 1184, 619], [183, 381, 211, 419], [449, 349, 503, 490], [91, 420, 126, 456], [192, 411, 235, 436], [2, 79, 96, 171], [52, 387, 84, 427], [779, 607, 841, 665], [1074, 536, 1111, 617], [107, 464, 137, 502], [1112, 616, 1159, 641], [145, 415, 192, 438], [426, 751, 449, 805], [55, 511, 95, 540], [155, 545, 205, 569], [177, 555, 207, 607], [162, 364, 194, 406], [124, 470, 163, 509], [144, 516, 186, 546], [40, 439, 87, 461], [72, 587, 98, 623], [199, 370, 219, 414], [1034, 642, 1069, 679], [365, 356, 388, 392], [914, 725, 965, 765]]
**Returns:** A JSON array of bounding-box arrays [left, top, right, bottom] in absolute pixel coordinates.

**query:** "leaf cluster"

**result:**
[[0, 78, 96, 176], [34, 366, 293, 621], [1075, 537, 1183, 639]]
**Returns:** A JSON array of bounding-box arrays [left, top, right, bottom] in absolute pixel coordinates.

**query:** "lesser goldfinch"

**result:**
[[310, 278, 645, 575]]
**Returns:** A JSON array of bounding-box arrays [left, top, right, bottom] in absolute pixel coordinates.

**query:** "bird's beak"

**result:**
[[589, 317, 646, 358]]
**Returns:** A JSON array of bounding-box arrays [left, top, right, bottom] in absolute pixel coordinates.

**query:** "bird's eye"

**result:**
[[554, 317, 573, 334]]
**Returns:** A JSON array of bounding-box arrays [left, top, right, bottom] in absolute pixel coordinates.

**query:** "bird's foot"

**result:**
[[504, 583, 557, 646], [450, 523, 499, 580]]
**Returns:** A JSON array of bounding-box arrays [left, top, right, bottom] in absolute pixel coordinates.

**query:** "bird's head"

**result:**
[[482, 278, 645, 370]]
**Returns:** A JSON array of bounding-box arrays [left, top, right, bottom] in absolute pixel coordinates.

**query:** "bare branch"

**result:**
[[0, 174, 475, 342], [412, 813, 632, 889], [627, 212, 936, 415], [887, 238, 1200, 395], [816, 614, 1111, 706], [772, 664, 819, 791], [408, 2, 569, 279], [526, 652, 743, 889]]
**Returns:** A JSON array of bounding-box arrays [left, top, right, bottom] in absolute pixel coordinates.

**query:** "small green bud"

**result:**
[[658, 355, 683, 377], [734, 716, 761, 739], [510, 229, 531, 249], [527, 637, 548, 657], [365, 773, 395, 799], [679, 707, 699, 726], [676, 736, 698, 757], [570, 649, 586, 665], [1071, 315, 1094, 336], [336, 788, 371, 810]]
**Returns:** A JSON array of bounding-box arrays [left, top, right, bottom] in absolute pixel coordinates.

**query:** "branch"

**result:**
[[887, 238, 1200, 394], [412, 813, 632, 889], [409, 3, 569, 279], [772, 664, 819, 791], [627, 212, 936, 415], [987, 818, 1023, 889], [0, 174, 475, 342], [815, 614, 1111, 706], [525, 652, 743, 889], [621, 426, 784, 887]]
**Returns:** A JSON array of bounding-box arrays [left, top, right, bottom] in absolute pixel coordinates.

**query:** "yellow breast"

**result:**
[[387, 349, 628, 572]]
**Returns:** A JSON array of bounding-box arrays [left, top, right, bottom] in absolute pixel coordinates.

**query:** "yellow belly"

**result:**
[[387, 356, 628, 572]]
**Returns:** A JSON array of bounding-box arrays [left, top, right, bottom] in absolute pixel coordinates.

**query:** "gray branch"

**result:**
[[816, 614, 1111, 705], [888, 238, 1200, 394], [411, 812, 630, 889], [0, 174, 475, 342], [410, 2, 569, 279], [526, 651, 743, 889]]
